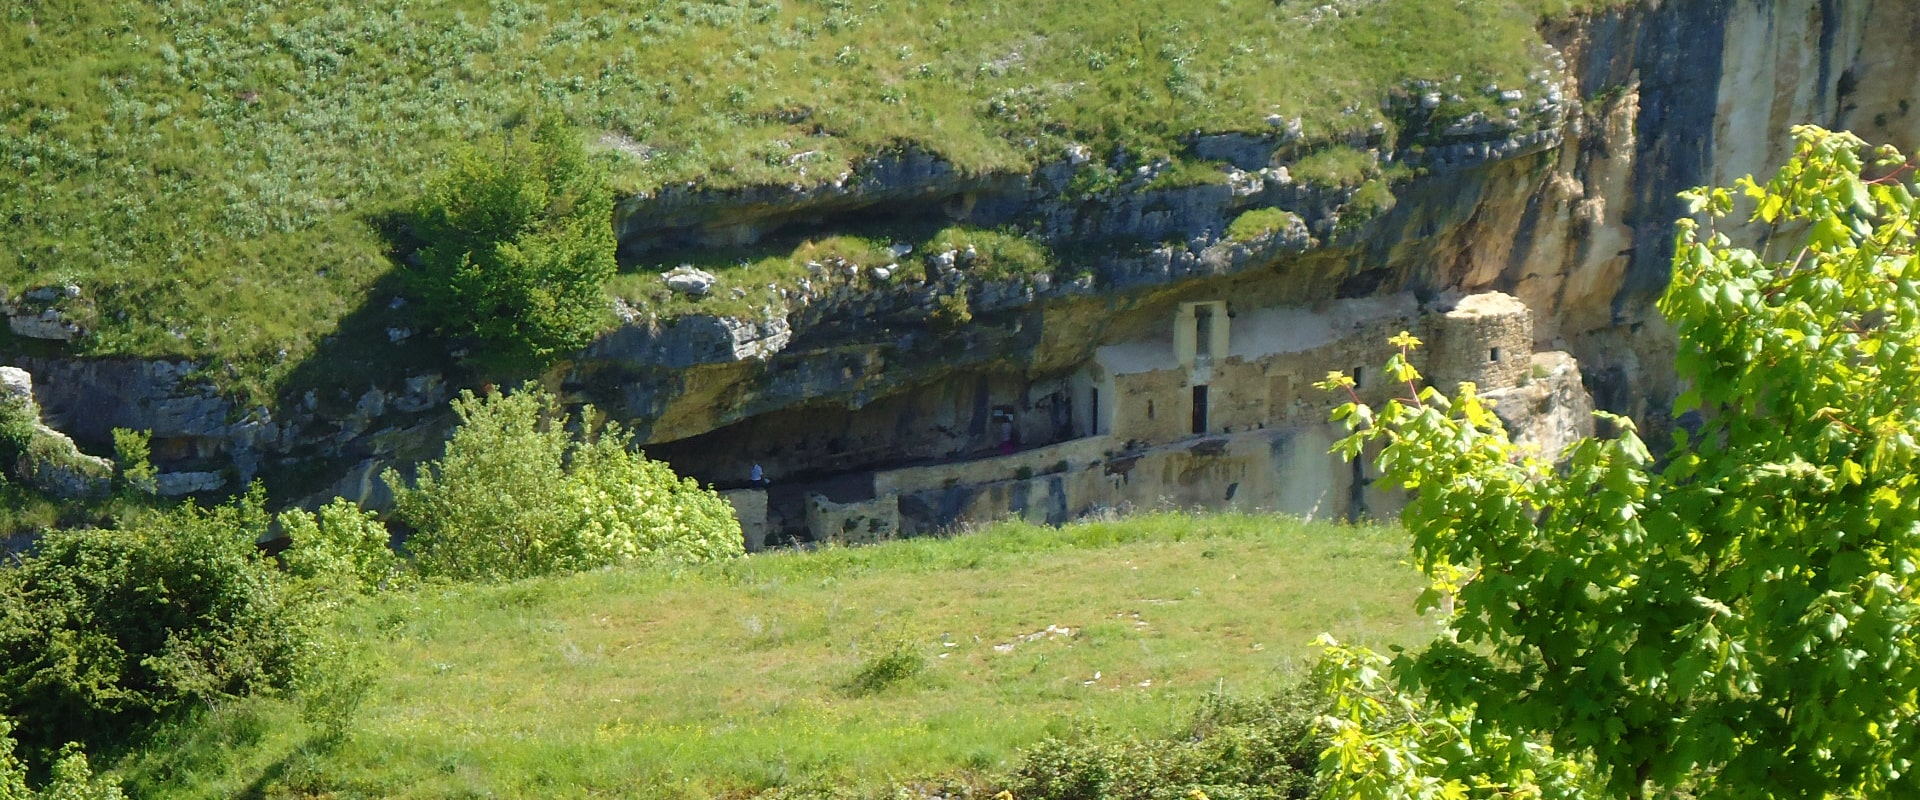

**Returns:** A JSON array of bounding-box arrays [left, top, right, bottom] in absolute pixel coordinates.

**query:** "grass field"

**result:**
[[114, 511, 1430, 799], [2, 0, 1627, 390]]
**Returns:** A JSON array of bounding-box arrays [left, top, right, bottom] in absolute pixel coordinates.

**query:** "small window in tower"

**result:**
[[1490, 347, 1502, 363], [1352, 366, 1365, 389], [1195, 305, 1215, 358]]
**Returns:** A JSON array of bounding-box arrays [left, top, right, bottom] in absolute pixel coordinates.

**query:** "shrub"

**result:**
[[407, 114, 616, 366], [388, 385, 743, 582], [0, 395, 34, 468], [930, 292, 974, 331], [280, 498, 399, 594], [0, 718, 124, 799], [0, 490, 311, 765], [567, 428, 749, 566], [1001, 691, 1323, 800], [843, 637, 926, 696], [110, 428, 156, 496]]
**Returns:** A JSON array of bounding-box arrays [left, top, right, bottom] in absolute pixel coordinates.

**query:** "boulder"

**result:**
[[0, 367, 31, 401], [663, 266, 717, 296]]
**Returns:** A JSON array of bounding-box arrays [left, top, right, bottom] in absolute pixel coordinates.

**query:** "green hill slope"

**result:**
[[116, 512, 1427, 799], [3, 0, 1616, 384]]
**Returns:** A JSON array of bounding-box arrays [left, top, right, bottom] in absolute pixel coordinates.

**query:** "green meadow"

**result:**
[[118, 511, 1430, 798]]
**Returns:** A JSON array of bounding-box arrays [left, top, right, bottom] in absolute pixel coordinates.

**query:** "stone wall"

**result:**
[[888, 424, 1362, 535], [874, 435, 1116, 497], [722, 488, 770, 552], [804, 492, 901, 545]]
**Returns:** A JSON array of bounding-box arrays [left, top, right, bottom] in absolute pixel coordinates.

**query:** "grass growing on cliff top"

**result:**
[[2, 0, 1626, 377], [111, 511, 1429, 799], [610, 224, 1056, 320]]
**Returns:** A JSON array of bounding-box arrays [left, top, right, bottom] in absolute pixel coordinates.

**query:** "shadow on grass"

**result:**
[[253, 211, 470, 503]]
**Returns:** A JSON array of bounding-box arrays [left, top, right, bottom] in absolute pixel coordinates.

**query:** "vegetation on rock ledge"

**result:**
[[2, 0, 1626, 382]]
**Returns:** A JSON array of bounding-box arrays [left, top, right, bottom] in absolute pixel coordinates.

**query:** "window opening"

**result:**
[[1191, 384, 1210, 435], [1195, 305, 1215, 359]]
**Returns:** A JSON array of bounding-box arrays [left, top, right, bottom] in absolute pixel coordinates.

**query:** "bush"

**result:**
[[280, 498, 399, 594], [0, 718, 124, 799], [407, 114, 616, 365], [0, 395, 34, 469], [109, 429, 156, 496], [1001, 692, 1322, 800], [388, 385, 743, 582], [843, 638, 926, 696], [0, 490, 312, 765]]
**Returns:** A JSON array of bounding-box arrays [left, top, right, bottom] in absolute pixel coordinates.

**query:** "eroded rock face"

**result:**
[[7, 0, 1917, 522]]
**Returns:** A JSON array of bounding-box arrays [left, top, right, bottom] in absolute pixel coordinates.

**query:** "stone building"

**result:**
[[712, 289, 1575, 546]]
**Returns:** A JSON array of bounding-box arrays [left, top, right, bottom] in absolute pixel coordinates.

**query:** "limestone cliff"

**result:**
[[8, 0, 1918, 532]]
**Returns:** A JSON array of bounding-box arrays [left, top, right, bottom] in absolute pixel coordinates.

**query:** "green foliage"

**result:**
[[1003, 691, 1323, 800], [1143, 158, 1231, 191], [1289, 147, 1378, 187], [0, 718, 24, 800], [843, 637, 926, 696], [924, 227, 1053, 281], [33, 746, 123, 800], [1226, 208, 1303, 243], [1312, 637, 1592, 800], [107, 512, 1424, 798], [389, 384, 742, 582], [108, 429, 155, 496], [930, 292, 974, 331], [0, 0, 1625, 373], [0, 489, 311, 764], [279, 498, 398, 594], [1346, 180, 1397, 219], [1323, 127, 1920, 798], [407, 114, 615, 365], [0, 720, 124, 800], [0, 396, 36, 471]]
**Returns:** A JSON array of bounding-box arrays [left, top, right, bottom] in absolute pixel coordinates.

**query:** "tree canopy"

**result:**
[[407, 115, 616, 366], [1317, 126, 1920, 799]]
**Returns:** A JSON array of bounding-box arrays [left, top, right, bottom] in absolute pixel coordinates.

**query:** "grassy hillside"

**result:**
[[2, 0, 1623, 384], [114, 512, 1429, 799]]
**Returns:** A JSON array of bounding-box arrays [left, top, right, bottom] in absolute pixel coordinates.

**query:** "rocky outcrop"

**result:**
[[6, 0, 1917, 524], [0, 367, 112, 499]]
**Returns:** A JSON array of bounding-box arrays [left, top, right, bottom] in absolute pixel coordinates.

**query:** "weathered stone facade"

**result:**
[[762, 290, 1577, 542]]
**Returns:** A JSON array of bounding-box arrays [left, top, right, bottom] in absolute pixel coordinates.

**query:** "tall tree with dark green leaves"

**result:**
[[1316, 127, 1920, 799], [408, 115, 615, 366]]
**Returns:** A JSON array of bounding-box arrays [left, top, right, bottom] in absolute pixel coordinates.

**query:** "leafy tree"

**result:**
[[1313, 637, 1593, 800], [388, 384, 742, 582], [1318, 126, 1920, 798], [280, 498, 400, 594], [0, 489, 311, 765], [109, 428, 156, 496], [408, 114, 615, 365]]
